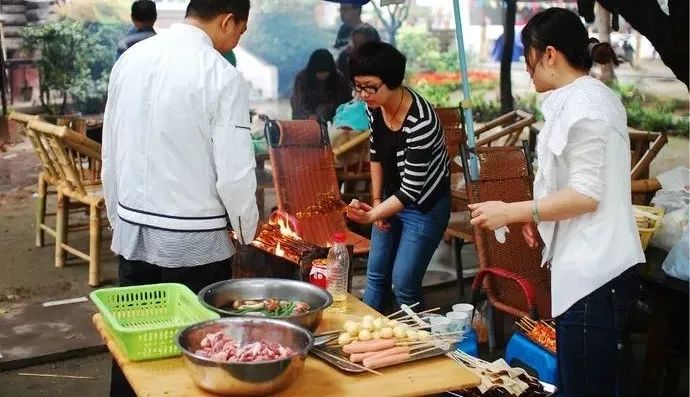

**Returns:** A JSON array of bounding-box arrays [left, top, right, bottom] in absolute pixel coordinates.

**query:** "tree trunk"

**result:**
[[500, 0, 516, 114], [595, 3, 616, 82], [594, 0, 688, 88], [388, 27, 397, 47]]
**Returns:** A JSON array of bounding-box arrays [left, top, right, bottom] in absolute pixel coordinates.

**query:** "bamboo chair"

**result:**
[[9, 112, 50, 246], [27, 120, 106, 286], [629, 129, 668, 205], [460, 143, 551, 320], [265, 119, 370, 255], [332, 130, 372, 203]]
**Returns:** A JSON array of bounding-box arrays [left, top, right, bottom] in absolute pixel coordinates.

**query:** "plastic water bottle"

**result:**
[[326, 232, 349, 312]]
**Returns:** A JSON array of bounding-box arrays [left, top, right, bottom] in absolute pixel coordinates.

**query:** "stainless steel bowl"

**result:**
[[198, 278, 332, 331], [176, 317, 313, 396]]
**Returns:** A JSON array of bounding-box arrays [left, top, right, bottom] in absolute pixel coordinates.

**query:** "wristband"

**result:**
[[532, 200, 541, 224]]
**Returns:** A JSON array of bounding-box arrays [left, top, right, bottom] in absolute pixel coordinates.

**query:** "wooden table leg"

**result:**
[[451, 237, 465, 301]]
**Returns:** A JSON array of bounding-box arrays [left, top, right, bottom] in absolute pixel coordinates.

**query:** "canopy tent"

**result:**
[[325, 0, 479, 177]]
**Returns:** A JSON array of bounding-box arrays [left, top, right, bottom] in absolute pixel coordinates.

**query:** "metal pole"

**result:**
[[451, 0, 478, 180]]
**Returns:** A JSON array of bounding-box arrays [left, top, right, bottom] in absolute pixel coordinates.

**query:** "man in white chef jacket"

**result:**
[[102, 1, 256, 395]]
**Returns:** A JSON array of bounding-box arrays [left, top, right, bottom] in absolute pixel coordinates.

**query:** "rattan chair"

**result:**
[[265, 119, 370, 255], [460, 144, 551, 319], [27, 120, 106, 286]]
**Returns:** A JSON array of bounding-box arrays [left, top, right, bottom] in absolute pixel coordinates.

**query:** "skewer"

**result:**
[[316, 350, 384, 376], [394, 307, 440, 320], [409, 346, 439, 357], [542, 321, 556, 332], [410, 344, 439, 353], [396, 340, 434, 347], [515, 323, 533, 335], [428, 330, 464, 337], [314, 329, 342, 337], [387, 302, 420, 319]]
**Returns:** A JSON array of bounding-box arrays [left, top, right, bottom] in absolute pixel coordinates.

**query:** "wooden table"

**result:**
[[93, 295, 480, 397]]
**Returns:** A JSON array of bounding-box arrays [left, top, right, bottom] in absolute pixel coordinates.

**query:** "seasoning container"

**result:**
[[309, 259, 328, 290]]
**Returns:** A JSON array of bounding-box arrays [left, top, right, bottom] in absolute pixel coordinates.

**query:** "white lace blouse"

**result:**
[[534, 76, 645, 317]]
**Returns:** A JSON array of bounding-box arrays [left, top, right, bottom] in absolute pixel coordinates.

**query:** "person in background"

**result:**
[[334, 4, 363, 51], [102, 1, 257, 396], [337, 23, 381, 82], [345, 42, 451, 312], [467, 8, 641, 397], [116, 0, 157, 59], [290, 48, 351, 122]]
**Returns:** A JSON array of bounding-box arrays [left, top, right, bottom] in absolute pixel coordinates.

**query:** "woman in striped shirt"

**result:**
[[346, 42, 451, 312]]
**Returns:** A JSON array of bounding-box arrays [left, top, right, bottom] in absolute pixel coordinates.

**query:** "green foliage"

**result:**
[[56, 0, 130, 23], [414, 82, 454, 107], [70, 21, 127, 114], [22, 13, 126, 115], [241, 0, 332, 97], [609, 81, 689, 136], [516, 93, 543, 121], [396, 26, 458, 75], [22, 20, 92, 115], [471, 96, 502, 122]]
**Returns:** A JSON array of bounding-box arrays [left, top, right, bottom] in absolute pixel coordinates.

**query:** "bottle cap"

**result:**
[[332, 232, 346, 243]]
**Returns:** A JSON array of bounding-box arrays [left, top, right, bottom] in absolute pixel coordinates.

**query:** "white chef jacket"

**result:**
[[102, 23, 258, 267], [534, 76, 645, 317]]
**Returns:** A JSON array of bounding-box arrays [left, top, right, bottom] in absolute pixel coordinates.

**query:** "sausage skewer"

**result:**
[[318, 350, 384, 375]]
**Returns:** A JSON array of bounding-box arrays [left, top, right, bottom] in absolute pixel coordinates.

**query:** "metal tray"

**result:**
[[310, 343, 454, 373]]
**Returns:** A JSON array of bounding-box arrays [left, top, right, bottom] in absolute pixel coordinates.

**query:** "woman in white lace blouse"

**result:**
[[468, 8, 644, 397]]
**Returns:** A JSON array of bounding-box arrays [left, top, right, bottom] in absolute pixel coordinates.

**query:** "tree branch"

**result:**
[[594, 0, 688, 87], [372, 2, 392, 31]]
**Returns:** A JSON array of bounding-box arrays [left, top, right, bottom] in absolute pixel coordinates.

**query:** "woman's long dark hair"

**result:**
[[303, 49, 341, 91], [521, 7, 618, 71]]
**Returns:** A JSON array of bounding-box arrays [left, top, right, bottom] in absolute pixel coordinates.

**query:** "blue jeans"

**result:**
[[556, 277, 618, 397], [363, 194, 450, 312]]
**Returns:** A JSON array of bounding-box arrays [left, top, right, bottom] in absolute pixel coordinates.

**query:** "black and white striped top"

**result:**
[[368, 88, 450, 212]]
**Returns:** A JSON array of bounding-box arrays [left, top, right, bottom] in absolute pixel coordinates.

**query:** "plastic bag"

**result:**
[[472, 301, 490, 344], [651, 167, 690, 212], [649, 167, 690, 251], [650, 208, 689, 251], [661, 231, 689, 281]]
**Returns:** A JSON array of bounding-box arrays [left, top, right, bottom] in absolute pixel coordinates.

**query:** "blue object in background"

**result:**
[[504, 332, 560, 386], [456, 329, 479, 358], [491, 32, 524, 62]]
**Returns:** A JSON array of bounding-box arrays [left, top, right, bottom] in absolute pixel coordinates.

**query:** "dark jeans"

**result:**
[[363, 193, 450, 313], [556, 272, 626, 397], [110, 255, 232, 397]]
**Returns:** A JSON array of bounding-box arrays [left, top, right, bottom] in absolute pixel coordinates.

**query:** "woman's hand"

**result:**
[[370, 198, 390, 231], [468, 201, 511, 230], [345, 199, 390, 230], [522, 222, 541, 249], [346, 199, 374, 224]]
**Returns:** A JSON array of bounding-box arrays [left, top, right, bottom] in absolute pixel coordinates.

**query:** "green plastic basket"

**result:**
[[90, 283, 219, 361]]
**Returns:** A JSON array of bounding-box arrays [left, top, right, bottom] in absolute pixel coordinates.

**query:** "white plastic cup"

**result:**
[[446, 311, 469, 334], [429, 316, 451, 333], [452, 303, 474, 320]]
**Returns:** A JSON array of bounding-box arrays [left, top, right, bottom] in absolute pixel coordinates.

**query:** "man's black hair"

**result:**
[[132, 0, 157, 23], [185, 0, 251, 21]]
